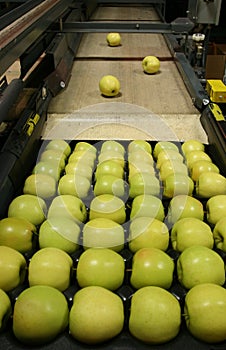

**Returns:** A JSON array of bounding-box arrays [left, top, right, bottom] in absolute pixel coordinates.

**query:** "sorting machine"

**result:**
[[0, 1, 226, 348]]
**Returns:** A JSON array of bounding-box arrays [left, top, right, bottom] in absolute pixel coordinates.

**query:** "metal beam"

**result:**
[[63, 17, 194, 33]]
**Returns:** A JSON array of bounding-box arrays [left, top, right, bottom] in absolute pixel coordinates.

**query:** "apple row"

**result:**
[[1, 242, 226, 345]]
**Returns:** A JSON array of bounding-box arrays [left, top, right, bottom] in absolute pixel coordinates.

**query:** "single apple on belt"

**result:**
[[99, 75, 120, 97]]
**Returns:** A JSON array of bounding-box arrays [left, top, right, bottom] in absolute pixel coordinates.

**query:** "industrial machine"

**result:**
[[0, 1, 226, 348]]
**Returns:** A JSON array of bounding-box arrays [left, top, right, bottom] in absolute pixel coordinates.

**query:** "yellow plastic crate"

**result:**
[[206, 80, 226, 103]]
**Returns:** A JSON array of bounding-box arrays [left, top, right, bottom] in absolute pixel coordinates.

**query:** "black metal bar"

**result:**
[[173, 51, 209, 111], [0, 79, 24, 123], [63, 18, 194, 33]]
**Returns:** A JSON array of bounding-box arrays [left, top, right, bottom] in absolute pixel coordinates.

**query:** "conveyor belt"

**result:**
[[44, 4, 207, 142]]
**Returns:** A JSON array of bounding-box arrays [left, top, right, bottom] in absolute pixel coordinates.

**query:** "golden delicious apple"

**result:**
[[32, 161, 61, 180], [130, 247, 174, 289], [177, 245, 225, 289], [89, 194, 126, 224], [0, 288, 11, 332], [99, 75, 120, 97], [98, 150, 124, 168], [156, 149, 184, 169], [0, 217, 36, 253], [128, 161, 155, 180], [129, 286, 181, 343], [83, 218, 125, 252], [8, 194, 47, 226], [142, 56, 160, 74], [129, 173, 160, 198], [23, 173, 56, 199], [106, 32, 121, 46], [13, 285, 69, 345], [40, 149, 66, 171], [76, 248, 125, 290], [159, 159, 188, 181], [128, 140, 152, 154], [94, 174, 126, 197], [28, 247, 73, 291], [213, 217, 226, 252], [190, 159, 219, 181], [45, 139, 71, 157], [181, 139, 205, 156], [58, 174, 91, 198], [185, 150, 212, 170], [100, 140, 125, 155], [153, 141, 179, 159], [68, 150, 96, 169], [0, 246, 27, 292], [171, 217, 214, 252], [95, 160, 124, 180], [129, 217, 169, 252], [128, 149, 154, 165], [65, 162, 93, 181], [206, 194, 226, 225], [196, 172, 226, 198], [184, 283, 226, 343], [39, 217, 80, 253], [47, 194, 87, 224], [163, 173, 194, 198], [73, 141, 97, 155], [69, 286, 124, 344], [167, 195, 204, 226], [130, 194, 165, 221]]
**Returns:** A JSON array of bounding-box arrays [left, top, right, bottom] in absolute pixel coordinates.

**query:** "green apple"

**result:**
[[83, 218, 124, 252], [106, 32, 121, 46], [40, 149, 66, 171], [32, 161, 61, 180], [128, 161, 155, 180], [184, 283, 226, 343], [185, 150, 212, 170], [0, 217, 36, 253], [171, 217, 214, 252], [129, 286, 181, 344], [153, 141, 179, 159], [76, 248, 125, 290], [213, 217, 226, 252], [58, 174, 90, 198], [128, 149, 154, 165], [100, 140, 125, 156], [95, 160, 124, 180], [28, 247, 73, 291], [196, 172, 226, 198], [47, 194, 87, 224], [89, 194, 126, 224], [99, 75, 120, 97], [39, 217, 80, 253], [68, 150, 96, 169], [73, 141, 97, 155], [128, 140, 152, 154], [129, 217, 169, 253], [69, 286, 124, 344], [129, 173, 160, 198], [163, 173, 194, 198], [13, 285, 69, 345], [98, 150, 124, 168], [181, 139, 205, 156], [156, 149, 184, 169], [0, 288, 11, 332], [23, 173, 56, 199], [142, 56, 160, 74], [130, 194, 165, 221], [94, 174, 126, 197], [177, 245, 225, 289], [8, 194, 47, 226], [65, 162, 93, 181], [190, 159, 219, 181], [159, 159, 188, 181], [167, 195, 204, 226], [130, 247, 174, 289], [206, 194, 226, 225], [45, 139, 71, 157], [0, 246, 27, 292]]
